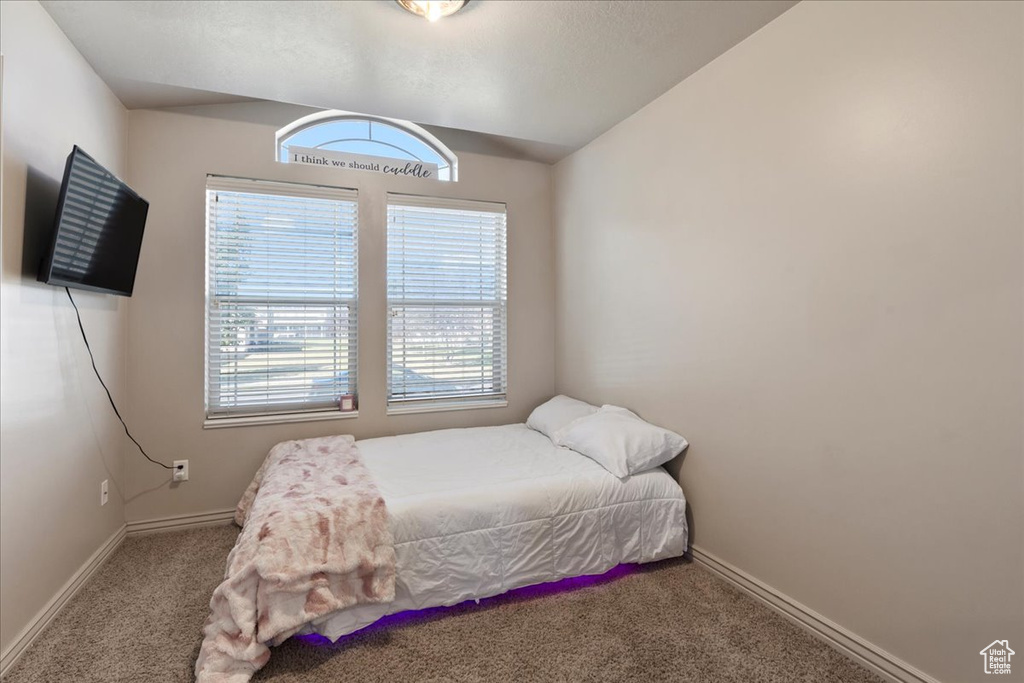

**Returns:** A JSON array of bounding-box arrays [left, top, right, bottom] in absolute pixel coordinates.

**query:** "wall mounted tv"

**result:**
[[38, 146, 149, 297]]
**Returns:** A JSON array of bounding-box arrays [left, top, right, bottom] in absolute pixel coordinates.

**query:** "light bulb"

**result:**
[[398, 0, 465, 23]]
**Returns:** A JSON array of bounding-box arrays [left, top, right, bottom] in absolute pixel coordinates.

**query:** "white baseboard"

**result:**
[[0, 509, 236, 678], [690, 545, 940, 683], [0, 524, 126, 678], [0, 517, 935, 682], [125, 508, 236, 536]]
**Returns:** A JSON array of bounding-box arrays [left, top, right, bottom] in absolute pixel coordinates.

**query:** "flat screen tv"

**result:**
[[38, 146, 149, 296]]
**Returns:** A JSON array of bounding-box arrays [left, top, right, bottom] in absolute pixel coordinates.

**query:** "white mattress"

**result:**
[[305, 423, 688, 641]]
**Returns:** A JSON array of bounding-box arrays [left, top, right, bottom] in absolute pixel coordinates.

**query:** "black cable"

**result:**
[[65, 287, 179, 472]]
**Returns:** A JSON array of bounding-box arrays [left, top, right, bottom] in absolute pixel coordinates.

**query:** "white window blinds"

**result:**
[[386, 194, 507, 407], [206, 176, 358, 419]]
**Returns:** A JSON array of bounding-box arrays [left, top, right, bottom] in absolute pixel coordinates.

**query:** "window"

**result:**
[[276, 110, 458, 181], [205, 176, 358, 423], [386, 194, 507, 411]]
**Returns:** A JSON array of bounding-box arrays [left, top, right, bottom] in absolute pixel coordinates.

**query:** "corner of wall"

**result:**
[[0, 0, 132, 663]]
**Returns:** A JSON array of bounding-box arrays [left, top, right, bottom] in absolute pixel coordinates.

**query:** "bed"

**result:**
[[300, 423, 688, 641], [197, 402, 688, 681]]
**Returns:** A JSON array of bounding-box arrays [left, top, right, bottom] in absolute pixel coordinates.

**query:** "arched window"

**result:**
[[276, 111, 458, 181]]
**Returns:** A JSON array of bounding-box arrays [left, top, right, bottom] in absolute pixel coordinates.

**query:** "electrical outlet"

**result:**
[[173, 460, 189, 482], [100, 479, 108, 506]]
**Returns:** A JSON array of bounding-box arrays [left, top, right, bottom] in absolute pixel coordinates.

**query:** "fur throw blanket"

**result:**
[[195, 435, 396, 682]]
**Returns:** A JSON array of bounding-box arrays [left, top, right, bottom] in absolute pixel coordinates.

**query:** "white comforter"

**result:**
[[302, 423, 688, 641]]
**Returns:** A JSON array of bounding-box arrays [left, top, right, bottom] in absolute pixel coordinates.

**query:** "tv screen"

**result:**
[[38, 146, 149, 296]]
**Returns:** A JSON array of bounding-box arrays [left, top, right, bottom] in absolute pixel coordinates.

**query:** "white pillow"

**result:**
[[526, 395, 599, 440], [554, 406, 688, 478]]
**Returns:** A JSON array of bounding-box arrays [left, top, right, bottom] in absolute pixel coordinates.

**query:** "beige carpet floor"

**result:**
[[5, 525, 883, 683]]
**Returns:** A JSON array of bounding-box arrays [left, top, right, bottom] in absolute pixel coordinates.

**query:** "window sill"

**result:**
[[204, 410, 359, 429], [386, 398, 508, 416]]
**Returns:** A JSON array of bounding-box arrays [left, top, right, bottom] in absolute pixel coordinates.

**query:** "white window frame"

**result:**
[[385, 193, 508, 415], [275, 110, 459, 182], [204, 175, 359, 428]]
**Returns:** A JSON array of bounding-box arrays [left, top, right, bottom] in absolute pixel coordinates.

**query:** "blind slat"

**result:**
[[386, 195, 507, 405], [206, 178, 358, 419]]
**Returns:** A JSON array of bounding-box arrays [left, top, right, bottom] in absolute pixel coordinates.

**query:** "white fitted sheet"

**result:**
[[304, 423, 688, 641]]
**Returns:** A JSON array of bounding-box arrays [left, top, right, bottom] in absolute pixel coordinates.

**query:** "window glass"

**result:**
[[277, 113, 457, 181], [386, 195, 507, 407], [205, 177, 358, 419]]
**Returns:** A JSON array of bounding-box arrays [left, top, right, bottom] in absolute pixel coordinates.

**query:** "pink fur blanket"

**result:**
[[195, 435, 396, 682]]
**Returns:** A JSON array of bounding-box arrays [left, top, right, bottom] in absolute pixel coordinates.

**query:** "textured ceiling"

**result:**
[[41, 0, 795, 154]]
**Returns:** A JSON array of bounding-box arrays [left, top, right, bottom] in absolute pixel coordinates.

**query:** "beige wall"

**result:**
[[124, 107, 554, 522], [553, 2, 1023, 682], [0, 0, 128, 657]]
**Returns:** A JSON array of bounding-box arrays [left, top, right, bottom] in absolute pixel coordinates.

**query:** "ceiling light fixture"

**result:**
[[396, 0, 467, 23]]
